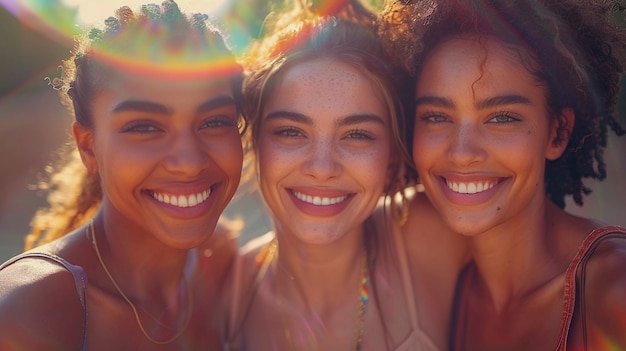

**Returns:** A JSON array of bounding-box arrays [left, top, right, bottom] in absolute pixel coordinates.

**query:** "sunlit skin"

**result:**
[[258, 57, 392, 248], [70, 66, 243, 349], [413, 36, 567, 238], [240, 57, 396, 350], [0, 3, 245, 349], [412, 35, 626, 351], [78, 67, 242, 250]]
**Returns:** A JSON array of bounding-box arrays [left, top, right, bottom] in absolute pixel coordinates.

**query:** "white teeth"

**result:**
[[293, 191, 348, 206], [151, 189, 211, 208], [446, 180, 495, 194]]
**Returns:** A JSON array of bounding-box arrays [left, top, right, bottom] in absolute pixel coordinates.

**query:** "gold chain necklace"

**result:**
[[265, 238, 370, 350], [88, 220, 192, 345]]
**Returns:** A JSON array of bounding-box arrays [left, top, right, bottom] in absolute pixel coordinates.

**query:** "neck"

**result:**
[[90, 211, 189, 303], [271, 231, 368, 313], [467, 200, 569, 312]]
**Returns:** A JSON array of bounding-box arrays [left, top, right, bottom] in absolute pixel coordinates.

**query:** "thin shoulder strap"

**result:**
[[386, 217, 420, 330], [554, 225, 626, 351], [448, 262, 474, 351], [225, 238, 275, 351], [226, 251, 244, 346], [0, 252, 89, 350]]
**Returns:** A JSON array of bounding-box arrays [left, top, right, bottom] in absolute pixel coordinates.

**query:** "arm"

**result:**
[[583, 237, 626, 349]]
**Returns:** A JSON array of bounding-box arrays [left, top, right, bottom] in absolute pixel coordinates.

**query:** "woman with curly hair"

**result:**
[[0, 1, 244, 349], [379, 0, 626, 349]]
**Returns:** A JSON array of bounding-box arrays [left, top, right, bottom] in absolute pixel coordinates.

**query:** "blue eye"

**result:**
[[275, 126, 303, 137], [346, 129, 375, 140], [488, 112, 520, 123], [420, 112, 449, 124]]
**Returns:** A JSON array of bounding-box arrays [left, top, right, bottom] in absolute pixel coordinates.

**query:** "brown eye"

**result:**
[[121, 122, 162, 133], [199, 116, 237, 129]]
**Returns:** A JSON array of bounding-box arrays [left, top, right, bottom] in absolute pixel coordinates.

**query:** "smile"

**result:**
[[150, 189, 211, 208], [292, 190, 349, 206], [445, 179, 497, 194]]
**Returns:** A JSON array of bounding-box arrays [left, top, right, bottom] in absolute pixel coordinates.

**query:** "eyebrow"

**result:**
[[196, 95, 236, 114], [264, 110, 386, 126], [112, 100, 171, 115], [337, 113, 386, 127], [415, 96, 455, 108], [475, 94, 532, 109], [264, 110, 310, 123], [415, 94, 532, 110], [111, 95, 236, 116]]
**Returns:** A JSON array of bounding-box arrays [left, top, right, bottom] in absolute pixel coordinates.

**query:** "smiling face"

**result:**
[[77, 67, 243, 248], [413, 36, 568, 236], [257, 58, 393, 245]]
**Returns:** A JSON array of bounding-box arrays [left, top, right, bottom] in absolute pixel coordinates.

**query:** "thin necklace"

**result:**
[[88, 220, 192, 345], [267, 238, 370, 351], [354, 254, 369, 351]]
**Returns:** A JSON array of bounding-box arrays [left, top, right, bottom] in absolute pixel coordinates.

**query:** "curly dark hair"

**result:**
[[26, 0, 244, 249], [378, 0, 626, 208]]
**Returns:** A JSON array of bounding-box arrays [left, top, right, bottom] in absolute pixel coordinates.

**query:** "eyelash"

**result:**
[[346, 128, 375, 140], [121, 122, 161, 133], [274, 126, 302, 137], [420, 112, 449, 124], [419, 111, 521, 124], [200, 116, 238, 129], [488, 111, 520, 123]]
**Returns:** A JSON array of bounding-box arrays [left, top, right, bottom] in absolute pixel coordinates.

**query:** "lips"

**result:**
[[292, 190, 349, 206], [445, 179, 499, 194], [149, 188, 212, 208]]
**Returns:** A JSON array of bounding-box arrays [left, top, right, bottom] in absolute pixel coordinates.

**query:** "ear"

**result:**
[[546, 108, 574, 161], [72, 122, 98, 175]]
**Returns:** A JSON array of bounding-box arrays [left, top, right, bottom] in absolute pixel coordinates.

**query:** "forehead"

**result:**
[[264, 57, 389, 120], [418, 36, 544, 97], [89, 66, 235, 118]]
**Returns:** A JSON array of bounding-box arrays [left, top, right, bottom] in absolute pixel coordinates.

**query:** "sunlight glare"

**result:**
[[62, 0, 229, 27]]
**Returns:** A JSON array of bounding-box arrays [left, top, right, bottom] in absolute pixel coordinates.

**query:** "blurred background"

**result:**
[[1, 0, 625, 262]]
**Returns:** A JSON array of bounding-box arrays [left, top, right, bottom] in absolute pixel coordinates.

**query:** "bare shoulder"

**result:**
[[401, 190, 469, 268], [0, 257, 85, 350], [216, 232, 274, 335], [582, 231, 626, 348], [194, 218, 241, 285]]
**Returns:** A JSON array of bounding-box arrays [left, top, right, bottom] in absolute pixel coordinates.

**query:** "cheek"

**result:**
[[411, 131, 440, 170], [352, 148, 392, 189], [213, 135, 244, 177], [256, 140, 286, 185]]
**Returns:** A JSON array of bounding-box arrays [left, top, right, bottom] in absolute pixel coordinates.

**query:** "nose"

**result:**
[[447, 122, 487, 167], [163, 131, 208, 175], [301, 137, 342, 181]]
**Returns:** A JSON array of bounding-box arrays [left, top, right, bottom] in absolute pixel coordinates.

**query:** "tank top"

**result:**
[[449, 225, 626, 351], [0, 252, 88, 350], [225, 211, 439, 351]]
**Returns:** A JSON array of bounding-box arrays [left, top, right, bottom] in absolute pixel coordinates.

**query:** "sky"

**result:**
[[62, 0, 229, 26]]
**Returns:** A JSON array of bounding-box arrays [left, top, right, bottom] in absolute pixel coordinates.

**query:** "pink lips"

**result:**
[[288, 188, 353, 217]]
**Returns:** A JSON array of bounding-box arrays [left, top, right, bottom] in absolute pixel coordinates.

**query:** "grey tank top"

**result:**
[[0, 252, 88, 350]]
